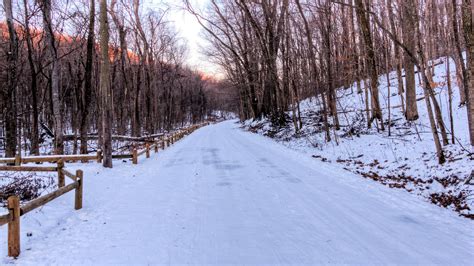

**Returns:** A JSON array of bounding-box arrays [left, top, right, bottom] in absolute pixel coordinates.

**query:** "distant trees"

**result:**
[[295, 0, 329, 139], [0, 0, 226, 166]]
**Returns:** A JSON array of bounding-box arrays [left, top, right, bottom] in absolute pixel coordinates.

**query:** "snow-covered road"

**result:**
[[2, 120, 473, 264]]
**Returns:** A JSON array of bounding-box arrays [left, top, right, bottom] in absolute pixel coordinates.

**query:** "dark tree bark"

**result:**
[[23, 0, 39, 156], [402, 0, 419, 121], [99, 0, 113, 167], [452, 0, 470, 105], [80, 0, 95, 155], [3, 0, 18, 158], [461, 0, 474, 145], [354, 0, 384, 130], [40, 0, 64, 154]]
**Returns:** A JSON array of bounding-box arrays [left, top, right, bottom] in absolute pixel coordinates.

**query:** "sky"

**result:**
[[144, 0, 219, 77]]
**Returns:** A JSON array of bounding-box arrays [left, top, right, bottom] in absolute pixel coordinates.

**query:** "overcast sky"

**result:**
[[144, 0, 218, 77]]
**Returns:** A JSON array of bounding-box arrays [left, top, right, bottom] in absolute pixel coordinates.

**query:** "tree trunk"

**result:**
[[23, 0, 39, 156], [402, 0, 419, 121], [355, 0, 384, 130], [100, 0, 113, 167], [40, 0, 64, 154], [414, 7, 446, 163], [80, 0, 95, 155], [447, 56, 456, 144], [387, 0, 405, 114], [461, 0, 474, 146], [452, 0, 470, 105], [3, 0, 18, 158], [110, 0, 130, 135], [324, 3, 340, 130]]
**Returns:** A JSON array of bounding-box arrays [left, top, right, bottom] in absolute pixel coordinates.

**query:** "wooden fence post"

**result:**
[[154, 142, 159, 153], [75, 170, 83, 210], [97, 149, 103, 163], [8, 196, 20, 257], [132, 148, 138, 164], [57, 159, 65, 188], [146, 144, 150, 158], [14, 154, 21, 166]]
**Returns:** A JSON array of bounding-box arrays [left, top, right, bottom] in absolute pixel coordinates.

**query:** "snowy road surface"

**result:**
[[2, 120, 473, 264]]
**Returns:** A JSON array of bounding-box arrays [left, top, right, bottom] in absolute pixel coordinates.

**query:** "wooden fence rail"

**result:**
[[129, 122, 209, 164], [0, 166, 58, 172], [0, 213, 12, 227], [0, 165, 83, 257], [63, 133, 165, 142], [0, 122, 210, 167], [0, 151, 102, 165], [0, 122, 209, 258]]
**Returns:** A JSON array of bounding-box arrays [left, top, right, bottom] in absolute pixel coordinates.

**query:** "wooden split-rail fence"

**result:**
[[0, 161, 83, 257], [0, 122, 209, 166], [0, 122, 208, 257]]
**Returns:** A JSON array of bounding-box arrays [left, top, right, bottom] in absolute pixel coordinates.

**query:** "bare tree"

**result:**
[[2, 0, 18, 158], [39, 0, 64, 154], [100, 0, 113, 167], [295, 0, 330, 140], [354, 0, 384, 130], [23, 0, 39, 156], [461, 0, 474, 146], [402, 0, 419, 121], [79, 0, 96, 156]]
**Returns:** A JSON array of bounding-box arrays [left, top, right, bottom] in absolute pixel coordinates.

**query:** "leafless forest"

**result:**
[[0, 0, 237, 167], [1, 0, 473, 168], [0, 1, 473, 262], [186, 0, 473, 165]]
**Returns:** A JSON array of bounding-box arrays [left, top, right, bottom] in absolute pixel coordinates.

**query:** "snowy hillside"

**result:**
[[244, 56, 474, 218]]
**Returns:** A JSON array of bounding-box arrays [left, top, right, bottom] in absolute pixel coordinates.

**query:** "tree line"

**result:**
[[186, 0, 474, 164], [0, 0, 230, 167]]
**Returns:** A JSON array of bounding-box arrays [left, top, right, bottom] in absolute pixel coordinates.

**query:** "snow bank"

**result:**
[[243, 56, 474, 218]]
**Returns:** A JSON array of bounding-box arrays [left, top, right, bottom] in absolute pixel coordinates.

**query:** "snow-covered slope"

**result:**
[[244, 56, 474, 218], [1, 121, 473, 264]]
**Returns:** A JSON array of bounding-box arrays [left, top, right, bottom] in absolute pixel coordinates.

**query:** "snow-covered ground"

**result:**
[[244, 57, 474, 218], [1, 121, 473, 264]]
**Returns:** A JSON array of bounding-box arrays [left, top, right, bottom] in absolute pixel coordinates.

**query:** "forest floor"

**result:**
[[1, 121, 473, 264], [244, 56, 474, 219]]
